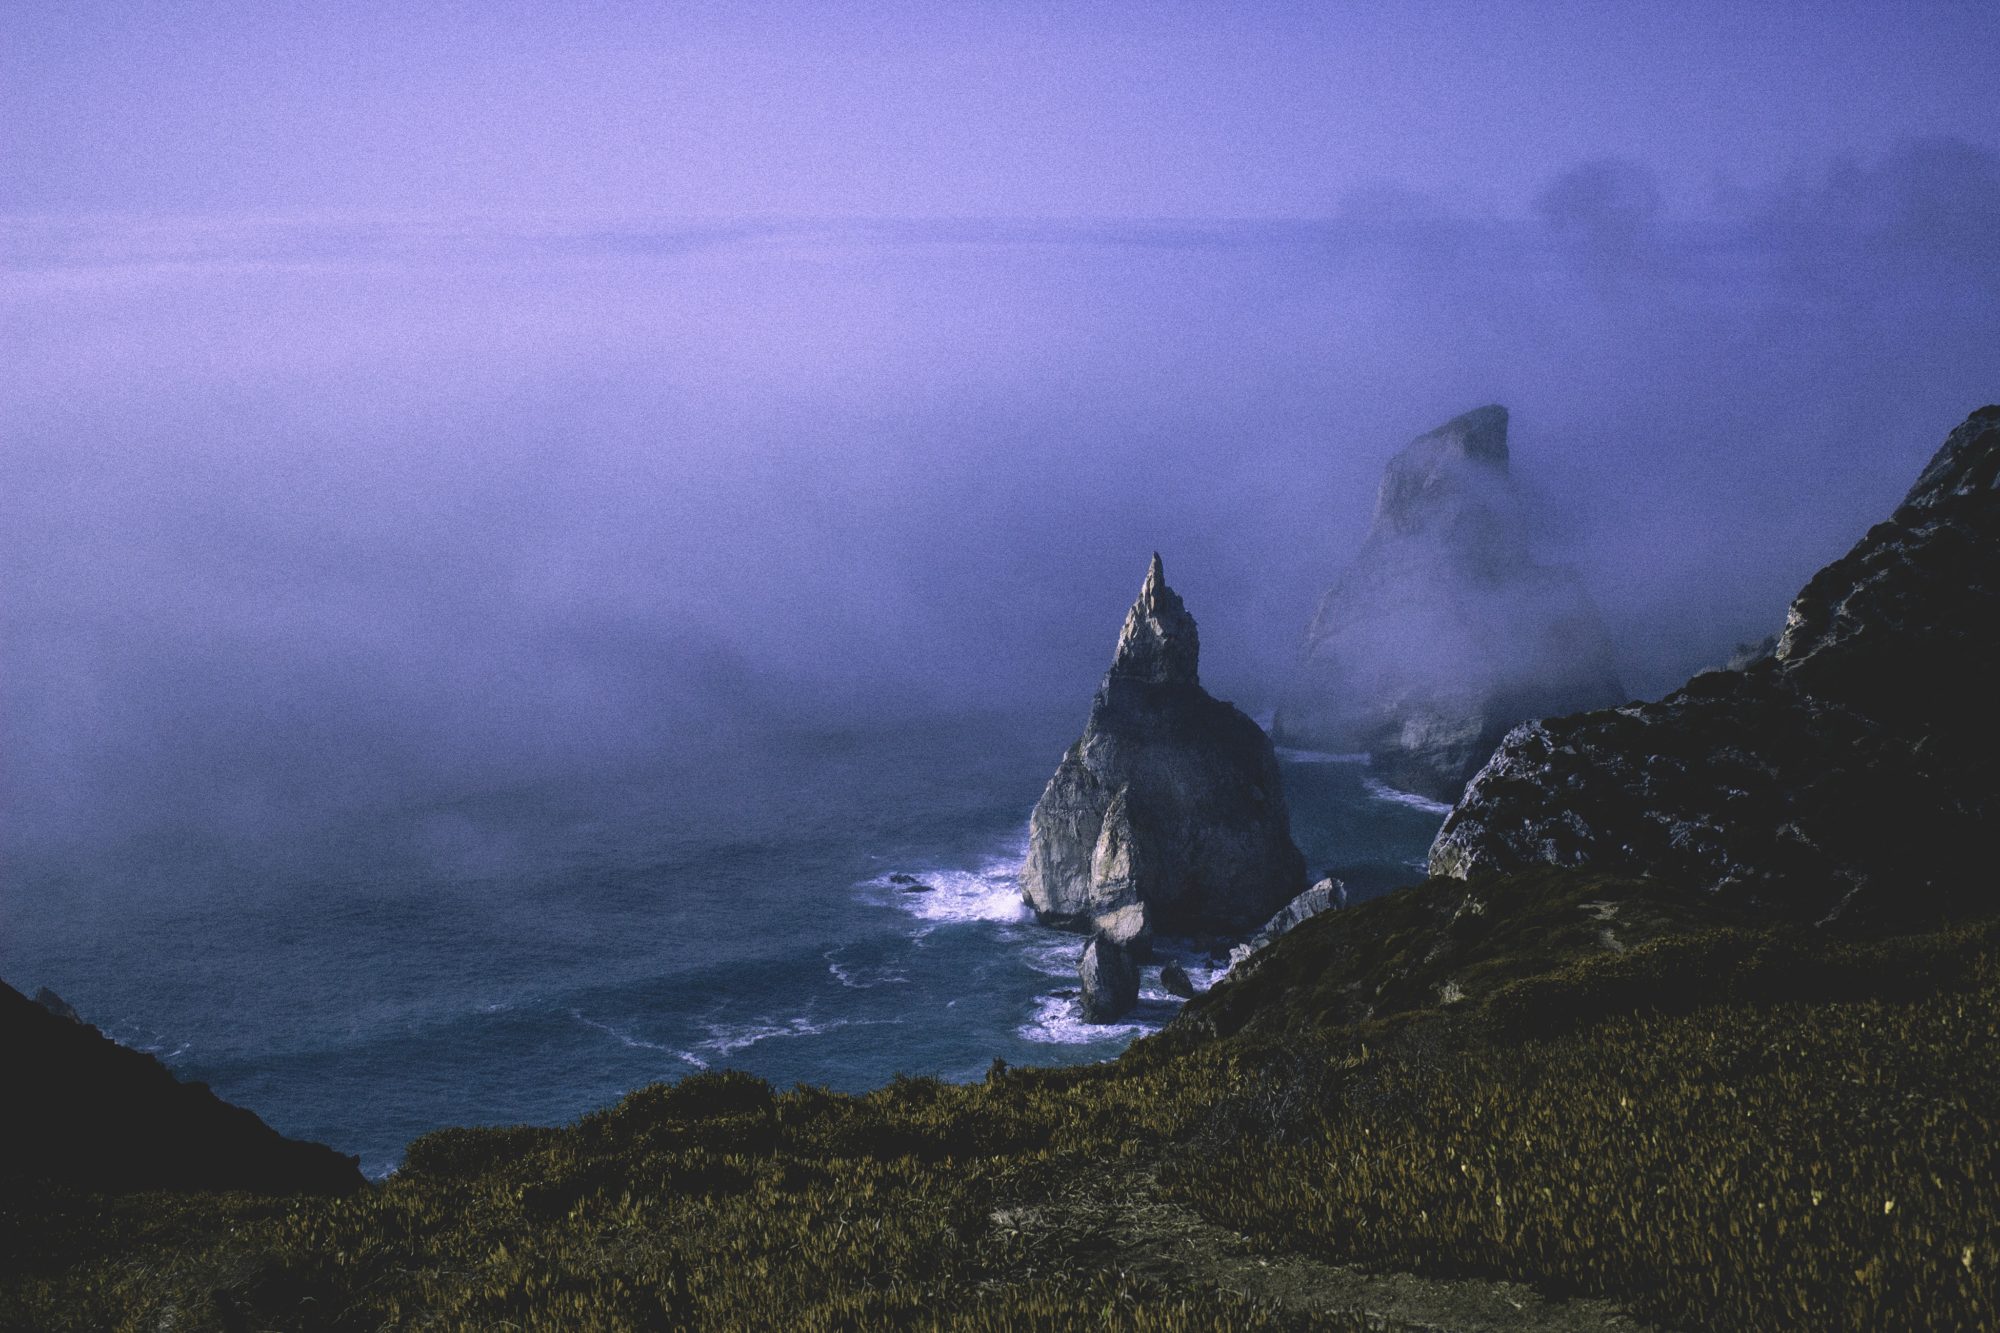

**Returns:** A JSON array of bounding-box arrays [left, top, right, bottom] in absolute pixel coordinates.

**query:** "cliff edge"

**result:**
[[1431, 405, 2000, 928], [0, 979, 366, 1197]]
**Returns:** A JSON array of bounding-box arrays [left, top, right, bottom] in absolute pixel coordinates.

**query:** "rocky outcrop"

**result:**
[[0, 979, 366, 1196], [1226, 877, 1347, 970], [33, 986, 81, 1023], [1430, 406, 2000, 929], [1274, 407, 1625, 802], [1022, 555, 1306, 937], [1079, 933, 1141, 1022]]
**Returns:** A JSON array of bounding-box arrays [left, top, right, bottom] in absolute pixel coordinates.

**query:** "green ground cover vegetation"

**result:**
[[5, 869, 1996, 1330]]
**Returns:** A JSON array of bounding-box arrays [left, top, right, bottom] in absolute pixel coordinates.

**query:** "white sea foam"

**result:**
[[1016, 992, 1158, 1045], [701, 1017, 834, 1055], [1275, 746, 1372, 764], [823, 949, 909, 990], [864, 836, 1033, 926], [1362, 777, 1454, 816], [1032, 942, 1226, 996], [697, 1014, 904, 1057], [106, 1021, 189, 1061], [571, 1011, 708, 1068], [1147, 959, 1233, 996], [1184, 962, 1231, 992], [1138, 956, 1230, 1003], [1025, 939, 1082, 978]]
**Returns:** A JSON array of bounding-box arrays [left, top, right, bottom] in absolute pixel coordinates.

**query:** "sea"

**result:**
[[2, 706, 1446, 1179]]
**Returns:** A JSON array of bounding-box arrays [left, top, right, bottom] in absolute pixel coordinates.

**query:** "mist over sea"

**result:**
[[4, 707, 1442, 1177], [5, 170, 1997, 1176]]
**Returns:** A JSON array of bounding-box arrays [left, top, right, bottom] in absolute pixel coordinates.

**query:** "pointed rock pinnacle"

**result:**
[[1021, 548, 1306, 934], [1427, 404, 1509, 465], [1111, 552, 1199, 685]]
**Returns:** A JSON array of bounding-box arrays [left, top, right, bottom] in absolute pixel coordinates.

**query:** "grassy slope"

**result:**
[[5, 870, 1997, 1331]]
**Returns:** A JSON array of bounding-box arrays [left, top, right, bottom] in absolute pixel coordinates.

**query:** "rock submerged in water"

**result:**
[[1021, 554, 1306, 938], [1078, 932, 1140, 1023], [1273, 406, 1625, 802], [1159, 961, 1197, 1000], [1431, 406, 2000, 929]]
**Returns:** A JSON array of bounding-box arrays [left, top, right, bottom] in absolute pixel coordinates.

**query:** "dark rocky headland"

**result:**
[[1432, 404, 2000, 929], [0, 980, 365, 1199], [7, 410, 2000, 1331]]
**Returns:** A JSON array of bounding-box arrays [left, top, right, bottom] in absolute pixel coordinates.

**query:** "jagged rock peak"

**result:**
[[1109, 552, 1200, 685], [1776, 406, 2000, 670], [1899, 404, 2000, 514], [1419, 404, 1510, 464], [1429, 405, 2000, 929], [1274, 404, 1622, 800], [1375, 404, 1511, 536], [1022, 553, 1305, 935]]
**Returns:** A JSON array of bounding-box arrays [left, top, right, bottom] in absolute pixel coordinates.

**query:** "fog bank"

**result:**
[[4, 140, 1998, 850]]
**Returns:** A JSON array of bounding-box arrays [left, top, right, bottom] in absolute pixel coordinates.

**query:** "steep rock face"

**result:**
[[0, 980, 366, 1195], [1022, 555, 1306, 936], [1430, 406, 2000, 929], [1078, 933, 1141, 1022], [1274, 406, 1625, 802], [1225, 876, 1347, 971]]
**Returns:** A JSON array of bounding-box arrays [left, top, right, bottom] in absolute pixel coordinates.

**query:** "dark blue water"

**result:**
[[2, 708, 1444, 1177]]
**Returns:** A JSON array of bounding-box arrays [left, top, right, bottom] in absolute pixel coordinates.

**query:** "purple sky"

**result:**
[[4, 4, 1999, 850], [6, 2, 1999, 219]]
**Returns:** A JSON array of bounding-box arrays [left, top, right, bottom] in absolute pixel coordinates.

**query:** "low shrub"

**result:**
[[8, 870, 1997, 1330]]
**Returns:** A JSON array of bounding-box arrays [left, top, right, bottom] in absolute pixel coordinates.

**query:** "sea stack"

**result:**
[[1022, 554, 1306, 961], [1273, 406, 1624, 802], [1077, 933, 1141, 1023]]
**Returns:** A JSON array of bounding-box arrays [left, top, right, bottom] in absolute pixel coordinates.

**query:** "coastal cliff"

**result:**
[[1274, 406, 1625, 802], [11, 415, 2000, 1332], [1431, 405, 2000, 928], [0, 980, 364, 1197]]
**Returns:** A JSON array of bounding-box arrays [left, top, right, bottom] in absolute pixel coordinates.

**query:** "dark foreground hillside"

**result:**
[[5, 868, 1997, 1331], [0, 981, 365, 1200]]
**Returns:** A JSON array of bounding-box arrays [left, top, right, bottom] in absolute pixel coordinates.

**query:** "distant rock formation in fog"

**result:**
[[1022, 554, 1306, 948], [1273, 405, 1625, 802], [1431, 405, 2000, 930]]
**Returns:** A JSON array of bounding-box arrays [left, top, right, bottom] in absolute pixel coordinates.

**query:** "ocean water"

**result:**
[[2, 708, 1445, 1178]]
